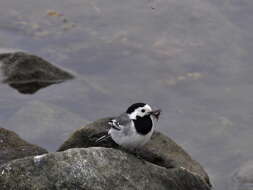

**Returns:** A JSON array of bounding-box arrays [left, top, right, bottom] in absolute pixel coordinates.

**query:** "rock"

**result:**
[[231, 160, 253, 190], [5, 101, 89, 151], [0, 52, 74, 94], [0, 128, 47, 166], [58, 118, 211, 186], [0, 147, 210, 190]]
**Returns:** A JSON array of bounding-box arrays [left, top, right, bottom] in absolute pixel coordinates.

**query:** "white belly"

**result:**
[[109, 124, 154, 149]]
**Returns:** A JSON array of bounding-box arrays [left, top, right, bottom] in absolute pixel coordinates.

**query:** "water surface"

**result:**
[[0, 0, 253, 189]]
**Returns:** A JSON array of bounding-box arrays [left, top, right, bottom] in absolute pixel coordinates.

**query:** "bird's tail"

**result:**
[[96, 134, 111, 143]]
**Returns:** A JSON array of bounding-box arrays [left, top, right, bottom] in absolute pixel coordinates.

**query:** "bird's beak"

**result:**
[[149, 109, 161, 120]]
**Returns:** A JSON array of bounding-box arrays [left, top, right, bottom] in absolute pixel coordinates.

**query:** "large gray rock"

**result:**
[[0, 128, 47, 166], [0, 147, 210, 190], [0, 52, 74, 94], [58, 118, 211, 186]]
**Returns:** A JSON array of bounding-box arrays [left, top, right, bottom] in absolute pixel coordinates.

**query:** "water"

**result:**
[[0, 0, 253, 189]]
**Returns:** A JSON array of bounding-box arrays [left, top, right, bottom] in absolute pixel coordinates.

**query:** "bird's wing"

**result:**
[[108, 119, 121, 130], [96, 114, 131, 144], [109, 113, 131, 130]]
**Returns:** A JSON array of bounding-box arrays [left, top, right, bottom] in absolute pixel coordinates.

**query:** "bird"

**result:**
[[96, 103, 161, 149]]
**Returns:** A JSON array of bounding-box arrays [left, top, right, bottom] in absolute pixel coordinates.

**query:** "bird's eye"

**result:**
[[141, 109, 145, 113]]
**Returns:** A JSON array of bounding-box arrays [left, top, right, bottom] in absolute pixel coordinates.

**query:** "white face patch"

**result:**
[[128, 104, 152, 120]]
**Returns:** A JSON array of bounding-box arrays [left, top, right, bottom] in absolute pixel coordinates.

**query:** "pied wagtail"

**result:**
[[96, 103, 161, 149]]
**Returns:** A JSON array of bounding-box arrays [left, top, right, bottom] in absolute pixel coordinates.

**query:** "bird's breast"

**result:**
[[133, 115, 153, 135]]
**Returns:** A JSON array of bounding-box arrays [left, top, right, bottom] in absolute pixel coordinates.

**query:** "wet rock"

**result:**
[[0, 147, 210, 190], [0, 128, 47, 166], [231, 160, 253, 190], [0, 52, 74, 94], [58, 118, 211, 186]]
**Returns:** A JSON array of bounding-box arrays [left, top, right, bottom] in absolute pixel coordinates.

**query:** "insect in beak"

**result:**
[[149, 109, 161, 120]]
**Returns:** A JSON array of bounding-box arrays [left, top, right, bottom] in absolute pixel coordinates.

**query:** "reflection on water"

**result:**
[[0, 0, 253, 189]]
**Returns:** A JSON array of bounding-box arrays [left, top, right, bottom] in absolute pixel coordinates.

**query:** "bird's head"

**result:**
[[126, 103, 161, 120]]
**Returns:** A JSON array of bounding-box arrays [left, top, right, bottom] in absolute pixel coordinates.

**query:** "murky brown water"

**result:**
[[1, 0, 253, 189]]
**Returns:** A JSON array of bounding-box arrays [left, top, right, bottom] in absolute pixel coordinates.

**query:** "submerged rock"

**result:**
[[0, 147, 210, 190], [58, 118, 211, 186], [0, 52, 74, 94], [231, 160, 253, 190], [0, 128, 47, 166], [5, 101, 89, 151]]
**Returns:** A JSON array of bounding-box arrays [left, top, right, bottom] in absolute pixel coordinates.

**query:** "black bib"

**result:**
[[133, 116, 152, 135]]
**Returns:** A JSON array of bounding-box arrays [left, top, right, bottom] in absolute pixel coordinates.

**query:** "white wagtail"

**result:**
[[96, 103, 161, 149]]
